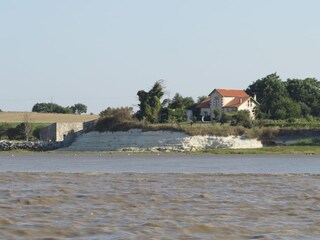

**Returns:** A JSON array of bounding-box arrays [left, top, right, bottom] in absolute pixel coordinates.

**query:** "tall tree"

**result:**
[[136, 80, 165, 123], [21, 112, 33, 141], [246, 73, 289, 119], [169, 93, 195, 109]]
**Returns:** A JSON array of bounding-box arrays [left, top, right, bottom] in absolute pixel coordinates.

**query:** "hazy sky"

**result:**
[[1, 0, 320, 114]]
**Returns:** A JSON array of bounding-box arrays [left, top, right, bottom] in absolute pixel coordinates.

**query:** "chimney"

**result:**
[[252, 92, 257, 101]]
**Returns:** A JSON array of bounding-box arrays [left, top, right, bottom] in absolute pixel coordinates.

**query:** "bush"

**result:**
[[6, 127, 23, 140], [220, 113, 235, 124], [96, 107, 134, 132], [0, 123, 49, 141], [230, 110, 252, 128], [167, 108, 187, 123]]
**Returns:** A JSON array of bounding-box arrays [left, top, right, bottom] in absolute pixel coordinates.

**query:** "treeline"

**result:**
[[246, 73, 320, 119], [135, 80, 205, 123], [32, 103, 87, 114], [96, 74, 320, 131], [133, 74, 320, 123]]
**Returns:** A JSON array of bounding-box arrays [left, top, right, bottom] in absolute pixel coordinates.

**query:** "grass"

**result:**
[[289, 138, 320, 146], [0, 122, 51, 129], [193, 146, 320, 154], [4, 146, 319, 155], [96, 120, 253, 137], [94, 119, 320, 142], [0, 111, 99, 123]]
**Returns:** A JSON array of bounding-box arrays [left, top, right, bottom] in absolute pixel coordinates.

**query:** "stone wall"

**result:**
[[61, 129, 263, 152], [40, 122, 84, 142]]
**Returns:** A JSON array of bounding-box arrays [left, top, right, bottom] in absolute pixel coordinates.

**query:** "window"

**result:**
[[214, 97, 220, 107]]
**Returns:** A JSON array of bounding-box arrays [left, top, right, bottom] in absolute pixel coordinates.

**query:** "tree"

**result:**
[[271, 96, 301, 119], [196, 96, 208, 104], [164, 93, 195, 122], [136, 80, 165, 123], [32, 102, 79, 114], [21, 112, 33, 141], [286, 78, 320, 117], [32, 103, 51, 113], [71, 103, 87, 114], [169, 93, 195, 110], [246, 73, 289, 119]]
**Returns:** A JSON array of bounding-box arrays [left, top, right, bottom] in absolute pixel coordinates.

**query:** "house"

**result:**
[[196, 97, 211, 120], [197, 89, 257, 120]]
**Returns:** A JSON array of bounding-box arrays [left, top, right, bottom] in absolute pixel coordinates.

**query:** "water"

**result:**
[[0, 153, 320, 173], [1, 153, 320, 239]]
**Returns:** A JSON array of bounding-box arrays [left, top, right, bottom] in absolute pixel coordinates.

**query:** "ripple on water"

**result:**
[[1, 172, 320, 239]]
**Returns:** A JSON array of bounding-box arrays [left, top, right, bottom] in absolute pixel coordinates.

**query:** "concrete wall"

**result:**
[[39, 124, 57, 142], [56, 122, 83, 141], [40, 122, 84, 142]]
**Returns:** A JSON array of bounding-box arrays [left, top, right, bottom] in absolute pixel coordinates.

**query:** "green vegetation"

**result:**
[[0, 122, 50, 141], [136, 80, 165, 123], [46, 146, 320, 155], [32, 102, 87, 114], [96, 107, 134, 132], [289, 139, 320, 146], [198, 146, 320, 154], [246, 73, 320, 119], [3, 73, 320, 152]]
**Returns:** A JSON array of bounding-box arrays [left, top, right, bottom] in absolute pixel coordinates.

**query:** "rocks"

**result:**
[[0, 140, 63, 151]]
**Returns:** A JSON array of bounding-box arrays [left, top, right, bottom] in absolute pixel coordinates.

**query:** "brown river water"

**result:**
[[1, 172, 320, 239]]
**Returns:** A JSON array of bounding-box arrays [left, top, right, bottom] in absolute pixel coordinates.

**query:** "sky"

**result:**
[[1, 0, 320, 114]]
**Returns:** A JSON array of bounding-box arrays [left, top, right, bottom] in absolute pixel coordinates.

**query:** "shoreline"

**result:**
[[1, 146, 319, 155]]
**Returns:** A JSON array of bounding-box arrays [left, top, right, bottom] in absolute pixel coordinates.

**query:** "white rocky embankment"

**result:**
[[61, 129, 262, 152]]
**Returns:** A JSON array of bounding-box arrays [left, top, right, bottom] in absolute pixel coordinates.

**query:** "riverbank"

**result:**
[[1, 129, 320, 154], [0, 140, 62, 151], [61, 129, 263, 152]]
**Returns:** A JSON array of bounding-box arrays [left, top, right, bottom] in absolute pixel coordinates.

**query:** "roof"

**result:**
[[223, 96, 250, 108], [210, 89, 249, 98], [196, 97, 210, 109]]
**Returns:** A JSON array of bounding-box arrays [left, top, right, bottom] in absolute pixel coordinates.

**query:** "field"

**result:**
[[0, 112, 99, 123]]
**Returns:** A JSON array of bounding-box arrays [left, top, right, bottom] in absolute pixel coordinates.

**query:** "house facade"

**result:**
[[196, 97, 211, 118], [197, 89, 257, 120]]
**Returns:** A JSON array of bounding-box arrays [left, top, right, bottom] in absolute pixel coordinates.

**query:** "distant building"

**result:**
[[196, 97, 211, 119], [39, 120, 95, 142], [196, 88, 258, 120]]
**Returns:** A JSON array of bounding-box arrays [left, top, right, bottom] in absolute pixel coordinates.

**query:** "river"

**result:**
[[1, 153, 320, 173], [1, 153, 320, 239]]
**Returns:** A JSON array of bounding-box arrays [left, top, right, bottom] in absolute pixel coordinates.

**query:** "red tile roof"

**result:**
[[213, 89, 249, 98], [196, 97, 210, 108], [223, 97, 250, 108]]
